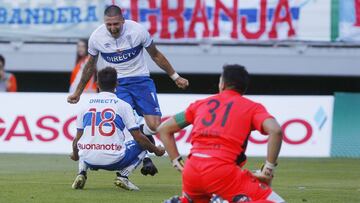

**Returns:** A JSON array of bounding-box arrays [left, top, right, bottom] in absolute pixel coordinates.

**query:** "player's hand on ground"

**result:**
[[154, 145, 166, 156], [175, 77, 189, 89], [69, 152, 79, 161], [67, 94, 80, 104]]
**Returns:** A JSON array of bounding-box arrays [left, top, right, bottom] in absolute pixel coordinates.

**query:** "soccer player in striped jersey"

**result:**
[[70, 67, 165, 191], [67, 5, 189, 176]]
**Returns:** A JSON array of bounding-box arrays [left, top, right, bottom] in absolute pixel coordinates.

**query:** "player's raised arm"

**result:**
[[145, 43, 189, 90], [67, 54, 98, 104]]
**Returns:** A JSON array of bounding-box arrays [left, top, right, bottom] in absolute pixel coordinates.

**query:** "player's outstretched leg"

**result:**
[[114, 172, 140, 191], [72, 171, 87, 189], [139, 123, 159, 176]]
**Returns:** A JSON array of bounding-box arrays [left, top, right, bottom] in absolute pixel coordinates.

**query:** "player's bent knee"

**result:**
[[144, 118, 161, 133], [144, 121, 160, 134], [147, 123, 158, 132], [141, 123, 157, 136], [150, 119, 161, 129]]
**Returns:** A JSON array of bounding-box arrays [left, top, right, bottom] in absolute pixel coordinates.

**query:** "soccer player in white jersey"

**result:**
[[70, 67, 165, 191], [67, 5, 189, 176]]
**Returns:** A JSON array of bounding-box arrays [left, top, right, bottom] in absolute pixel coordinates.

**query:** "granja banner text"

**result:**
[[0, 0, 331, 41]]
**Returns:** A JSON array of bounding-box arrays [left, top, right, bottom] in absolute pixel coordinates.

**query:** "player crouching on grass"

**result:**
[[159, 64, 286, 203], [70, 67, 165, 191]]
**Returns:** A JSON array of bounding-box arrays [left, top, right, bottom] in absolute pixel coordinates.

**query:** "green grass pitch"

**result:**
[[0, 154, 359, 203]]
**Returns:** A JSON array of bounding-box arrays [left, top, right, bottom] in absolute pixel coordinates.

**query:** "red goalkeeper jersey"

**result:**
[[184, 90, 273, 163]]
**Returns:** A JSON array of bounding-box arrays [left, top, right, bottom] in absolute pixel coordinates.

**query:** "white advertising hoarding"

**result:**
[[0, 93, 333, 157], [246, 96, 333, 157], [0, 93, 78, 153]]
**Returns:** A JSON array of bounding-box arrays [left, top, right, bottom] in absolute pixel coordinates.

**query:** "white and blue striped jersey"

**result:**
[[76, 92, 139, 166], [88, 20, 153, 78]]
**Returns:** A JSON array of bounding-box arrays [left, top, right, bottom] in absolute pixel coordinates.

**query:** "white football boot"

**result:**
[[114, 176, 139, 191], [72, 174, 86, 189]]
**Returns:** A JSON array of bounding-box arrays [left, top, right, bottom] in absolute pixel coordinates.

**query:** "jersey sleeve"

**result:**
[[139, 24, 153, 48], [88, 32, 99, 56], [184, 101, 199, 124], [252, 103, 274, 135], [120, 102, 139, 131]]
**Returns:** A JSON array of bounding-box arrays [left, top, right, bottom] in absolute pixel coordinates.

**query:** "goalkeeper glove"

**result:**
[[172, 156, 185, 172], [261, 161, 277, 178], [253, 161, 277, 185]]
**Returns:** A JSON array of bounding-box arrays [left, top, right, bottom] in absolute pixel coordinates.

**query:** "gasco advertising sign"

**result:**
[[0, 93, 333, 157]]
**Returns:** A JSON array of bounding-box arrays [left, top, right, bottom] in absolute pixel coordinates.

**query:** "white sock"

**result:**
[[118, 151, 147, 177], [143, 123, 156, 135], [78, 158, 89, 174]]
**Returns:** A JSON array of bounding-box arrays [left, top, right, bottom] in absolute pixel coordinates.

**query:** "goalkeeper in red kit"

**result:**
[[158, 64, 285, 203]]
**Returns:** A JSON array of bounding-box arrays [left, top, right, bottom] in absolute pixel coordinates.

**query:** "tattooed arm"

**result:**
[[145, 43, 189, 89], [67, 55, 98, 104]]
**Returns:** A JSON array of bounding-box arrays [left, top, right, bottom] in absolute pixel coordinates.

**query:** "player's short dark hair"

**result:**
[[97, 67, 117, 91], [0, 54, 5, 66], [104, 5, 123, 17], [222, 64, 249, 94]]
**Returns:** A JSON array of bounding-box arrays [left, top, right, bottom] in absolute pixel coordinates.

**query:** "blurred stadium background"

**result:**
[[0, 0, 359, 202]]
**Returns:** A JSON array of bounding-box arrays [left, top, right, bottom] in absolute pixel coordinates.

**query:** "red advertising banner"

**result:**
[[114, 0, 330, 42], [0, 0, 331, 41]]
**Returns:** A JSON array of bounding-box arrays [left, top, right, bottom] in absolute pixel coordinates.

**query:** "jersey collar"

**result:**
[[222, 89, 242, 96]]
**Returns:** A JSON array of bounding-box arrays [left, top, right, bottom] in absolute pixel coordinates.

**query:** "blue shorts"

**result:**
[[85, 140, 145, 171], [116, 76, 162, 116]]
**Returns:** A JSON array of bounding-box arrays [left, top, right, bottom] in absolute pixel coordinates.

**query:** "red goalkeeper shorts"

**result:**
[[182, 155, 272, 203]]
